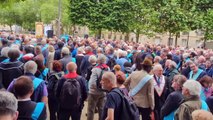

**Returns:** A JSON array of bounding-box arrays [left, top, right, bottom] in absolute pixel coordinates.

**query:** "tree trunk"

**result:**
[[72, 25, 76, 37], [175, 33, 178, 47], [136, 29, 140, 43], [125, 32, 130, 41], [10, 25, 12, 33], [186, 32, 189, 48], [95, 29, 102, 40], [168, 32, 172, 46], [203, 28, 208, 49]]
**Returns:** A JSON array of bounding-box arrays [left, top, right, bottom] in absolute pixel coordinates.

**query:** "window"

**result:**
[[155, 38, 162, 45], [182, 39, 187, 47], [168, 38, 173, 46]]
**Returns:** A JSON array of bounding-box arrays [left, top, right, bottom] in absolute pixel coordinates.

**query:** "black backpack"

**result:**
[[96, 66, 109, 92], [47, 72, 64, 94], [59, 77, 82, 110], [106, 56, 116, 71], [113, 89, 140, 120]]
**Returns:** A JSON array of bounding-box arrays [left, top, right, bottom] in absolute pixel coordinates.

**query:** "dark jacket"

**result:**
[[80, 54, 92, 77], [0, 60, 24, 88], [161, 90, 183, 118], [56, 72, 87, 110], [18, 100, 46, 120]]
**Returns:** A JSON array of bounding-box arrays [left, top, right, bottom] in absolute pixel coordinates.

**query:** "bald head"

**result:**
[[66, 62, 77, 72]]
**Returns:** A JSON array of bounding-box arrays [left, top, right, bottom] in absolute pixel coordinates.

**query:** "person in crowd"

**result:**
[[181, 60, 192, 78], [76, 47, 85, 75], [0, 38, 9, 53], [197, 55, 206, 70], [124, 58, 154, 120], [86, 55, 97, 81], [80, 46, 94, 77], [206, 96, 213, 113], [105, 47, 116, 70], [205, 60, 213, 77], [115, 71, 128, 95], [0, 91, 18, 120], [100, 72, 123, 120], [7, 60, 48, 104], [59, 47, 73, 73], [113, 64, 121, 73], [188, 61, 206, 81], [199, 75, 213, 101], [152, 64, 169, 120], [54, 41, 64, 60], [0, 47, 9, 62], [20, 45, 34, 63], [34, 57, 49, 81], [123, 62, 132, 78], [87, 54, 109, 120], [154, 56, 162, 66], [192, 110, 213, 120], [34, 46, 45, 65], [0, 48, 24, 89], [175, 80, 208, 120], [165, 60, 179, 93], [47, 45, 55, 71], [161, 75, 187, 119], [14, 76, 46, 120], [47, 60, 64, 120], [56, 62, 87, 120], [116, 50, 128, 72]]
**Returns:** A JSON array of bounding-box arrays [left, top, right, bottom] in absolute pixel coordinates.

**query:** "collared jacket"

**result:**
[[175, 96, 203, 120], [124, 70, 155, 109]]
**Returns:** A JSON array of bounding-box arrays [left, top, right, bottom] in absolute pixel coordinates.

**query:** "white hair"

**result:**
[[183, 53, 190, 59], [0, 91, 17, 112], [183, 80, 201, 96], [1, 47, 10, 57], [24, 61, 38, 75], [170, 61, 177, 68], [61, 47, 70, 55], [102, 72, 116, 85], [153, 64, 163, 71], [88, 55, 97, 64], [97, 54, 107, 64]]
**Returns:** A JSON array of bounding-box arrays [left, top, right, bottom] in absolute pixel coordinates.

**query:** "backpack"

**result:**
[[106, 56, 116, 71], [113, 89, 140, 120], [47, 72, 64, 94], [59, 76, 82, 110], [96, 66, 109, 92]]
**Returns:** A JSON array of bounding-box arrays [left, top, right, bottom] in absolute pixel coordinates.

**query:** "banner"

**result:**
[[35, 22, 44, 38]]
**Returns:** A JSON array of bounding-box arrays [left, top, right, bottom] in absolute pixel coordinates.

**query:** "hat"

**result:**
[[141, 58, 153, 66]]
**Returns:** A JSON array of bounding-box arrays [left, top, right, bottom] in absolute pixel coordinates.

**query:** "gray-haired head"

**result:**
[[183, 80, 201, 96], [1, 47, 10, 57], [102, 71, 117, 85], [24, 61, 38, 75], [97, 54, 107, 64], [153, 64, 163, 71], [169, 61, 177, 68], [88, 55, 97, 64], [61, 47, 70, 55], [0, 91, 18, 114]]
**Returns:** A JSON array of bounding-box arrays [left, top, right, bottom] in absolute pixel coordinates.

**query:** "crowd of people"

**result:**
[[0, 32, 213, 120]]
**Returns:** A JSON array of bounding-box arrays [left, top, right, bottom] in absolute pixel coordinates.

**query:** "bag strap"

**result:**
[[33, 78, 43, 90], [201, 100, 208, 110], [31, 102, 45, 120], [129, 74, 153, 97]]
